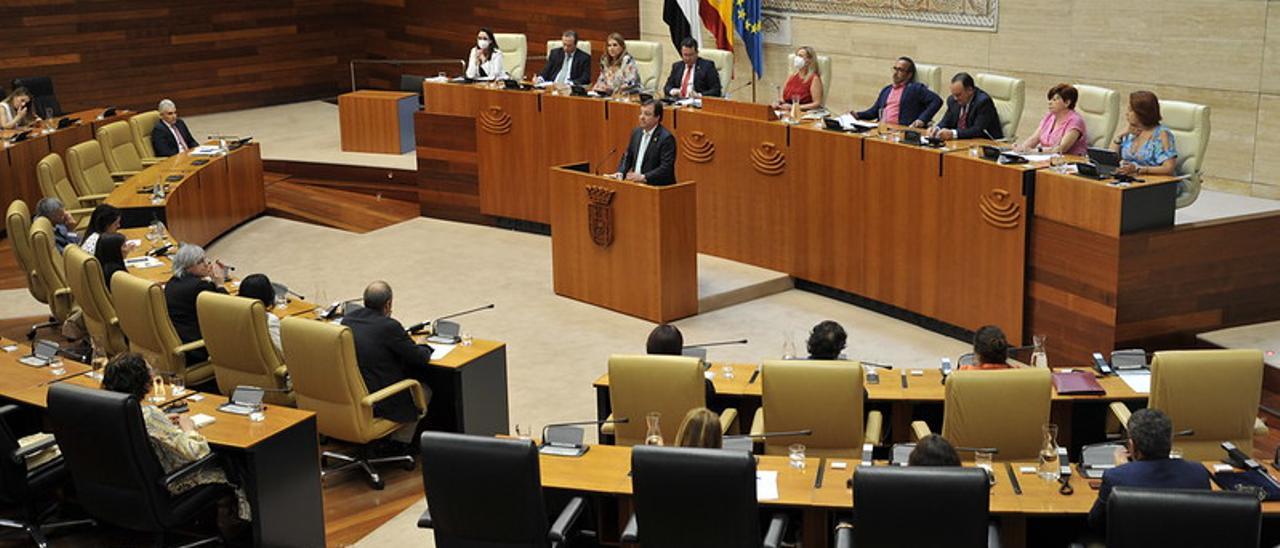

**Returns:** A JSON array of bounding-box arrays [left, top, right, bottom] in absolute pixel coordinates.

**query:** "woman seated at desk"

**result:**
[[95, 233, 129, 292], [773, 46, 824, 112], [1013, 83, 1088, 156], [1110, 90, 1178, 177], [0, 87, 39, 130], [961, 325, 1016, 371], [675, 407, 723, 449], [592, 33, 640, 95], [465, 28, 505, 80]]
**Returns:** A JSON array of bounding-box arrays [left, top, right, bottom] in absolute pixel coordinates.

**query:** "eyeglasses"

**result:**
[[892, 66, 911, 73]]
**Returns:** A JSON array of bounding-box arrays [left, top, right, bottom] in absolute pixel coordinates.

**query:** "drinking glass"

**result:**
[[513, 424, 532, 440], [150, 376, 167, 403], [781, 332, 796, 360], [721, 364, 735, 380], [1169, 447, 1183, 460], [1038, 423, 1060, 481], [975, 450, 995, 484], [170, 373, 186, 396], [789, 443, 807, 469], [460, 330, 473, 347]]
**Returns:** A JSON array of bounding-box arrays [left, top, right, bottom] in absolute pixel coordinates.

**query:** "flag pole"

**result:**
[[751, 68, 756, 103]]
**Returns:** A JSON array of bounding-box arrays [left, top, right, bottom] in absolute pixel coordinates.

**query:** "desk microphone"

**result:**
[[594, 146, 618, 176], [860, 361, 894, 370], [725, 80, 756, 100], [683, 339, 748, 349], [406, 303, 495, 333], [955, 446, 999, 454], [725, 429, 813, 440]]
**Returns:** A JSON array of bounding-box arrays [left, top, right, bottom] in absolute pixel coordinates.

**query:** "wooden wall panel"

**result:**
[[0, 1, 359, 116]]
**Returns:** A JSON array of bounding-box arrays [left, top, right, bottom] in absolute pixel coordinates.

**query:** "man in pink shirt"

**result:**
[[853, 57, 942, 128]]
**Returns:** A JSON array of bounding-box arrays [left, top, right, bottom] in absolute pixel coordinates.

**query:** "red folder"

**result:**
[[1052, 370, 1106, 395]]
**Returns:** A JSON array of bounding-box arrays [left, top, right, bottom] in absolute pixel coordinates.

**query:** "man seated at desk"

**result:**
[[152, 98, 198, 157], [537, 30, 591, 87], [166, 244, 229, 366], [1087, 408, 1210, 532], [930, 72, 1003, 142], [608, 98, 676, 186], [853, 56, 941, 128], [806, 320, 847, 360], [664, 37, 722, 99], [342, 281, 432, 446], [34, 197, 80, 252]]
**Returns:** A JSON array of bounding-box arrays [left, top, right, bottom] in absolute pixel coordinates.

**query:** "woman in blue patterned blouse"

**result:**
[[1110, 90, 1178, 177]]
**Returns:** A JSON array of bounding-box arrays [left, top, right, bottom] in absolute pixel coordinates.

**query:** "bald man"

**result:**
[[341, 281, 432, 426]]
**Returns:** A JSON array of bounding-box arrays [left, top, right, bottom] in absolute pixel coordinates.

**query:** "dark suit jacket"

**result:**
[[539, 48, 591, 87], [664, 58, 722, 98], [151, 119, 198, 157], [164, 275, 228, 365], [616, 124, 676, 186], [341, 307, 432, 423], [938, 89, 1003, 140], [855, 81, 942, 126], [1087, 458, 1211, 531]]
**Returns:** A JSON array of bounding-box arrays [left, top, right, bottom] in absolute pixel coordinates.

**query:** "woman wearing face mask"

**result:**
[[0, 88, 39, 130], [592, 33, 641, 95], [465, 28, 506, 80], [774, 46, 824, 111]]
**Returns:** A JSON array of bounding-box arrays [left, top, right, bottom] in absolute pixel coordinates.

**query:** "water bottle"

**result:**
[[644, 412, 663, 446], [1038, 423, 1060, 481]]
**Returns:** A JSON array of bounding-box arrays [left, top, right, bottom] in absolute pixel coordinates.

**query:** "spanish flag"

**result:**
[[699, 0, 734, 51]]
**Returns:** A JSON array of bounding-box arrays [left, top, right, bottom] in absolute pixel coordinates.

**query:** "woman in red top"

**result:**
[[774, 46, 824, 111], [961, 325, 1016, 370]]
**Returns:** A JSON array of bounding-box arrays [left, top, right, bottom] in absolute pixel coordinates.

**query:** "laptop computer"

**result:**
[[1084, 147, 1122, 178]]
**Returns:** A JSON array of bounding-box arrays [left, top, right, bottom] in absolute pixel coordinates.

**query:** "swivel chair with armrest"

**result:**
[[750, 360, 882, 458], [911, 368, 1051, 460], [65, 141, 124, 199], [111, 272, 216, 387], [603, 354, 737, 446], [127, 110, 162, 166], [46, 384, 226, 547], [196, 292, 294, 406], [36, 153, 97, 229], [624, 445, 788, 547], [63, 245, 128, 357], [418, 432, 588, 547], [836, 466, 999, 548], [96, 121, 144, 179], [28, 217, 78, 339], [1106, 487, 1259, 548], [6, 201, 54, 332], [0, 404, 95, 547]]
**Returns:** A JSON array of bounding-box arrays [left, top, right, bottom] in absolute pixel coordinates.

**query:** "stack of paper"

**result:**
[[756, 470, 779, 501]]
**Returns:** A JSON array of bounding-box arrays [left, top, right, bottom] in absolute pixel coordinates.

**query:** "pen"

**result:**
[[1005, 463, 1022, 495], [815, 457, 827, 488], [748, 368, 760, 384], [900, 371, 908, 388]]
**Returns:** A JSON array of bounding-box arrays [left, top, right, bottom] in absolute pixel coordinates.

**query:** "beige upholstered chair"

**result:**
[[604, 355, 737, 446], [5, 200, 48, 305], [35, 154, 94, 231], [1110, 349, 1262, 461], [915, 63, 943, 94], [63, 245, 127, 357], [111, 273, 215, 387], [1159, 100, 1211, 208], [1075, 84, 1120, 149], [65, 141, 120, 198], [546, 40, 591, 56], [628, 40, 663, 92], [975, 73, 1026, 140], [494, 33, 527, 81], [701, 48, 733, 97], [28, 217, 78, 328], [749, 361, 882, 458], [786, 54, 833, 106], [912, 368, 1052, 460], [127, 110, 161, 165], [281, 317, 426, 489], [95, 121, 143, 179], [196, 292, 293, 406]]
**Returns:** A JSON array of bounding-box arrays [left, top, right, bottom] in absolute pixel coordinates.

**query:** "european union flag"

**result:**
[[733, 0, 764, 77]]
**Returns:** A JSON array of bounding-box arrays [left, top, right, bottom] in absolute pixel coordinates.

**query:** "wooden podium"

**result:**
[[549, 163, 698, 323], [338, 90, 418, 154]]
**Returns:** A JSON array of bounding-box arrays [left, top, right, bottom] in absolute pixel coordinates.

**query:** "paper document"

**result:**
[[1017, 153, 1055, 163], [190, 414, 216, 428], [756, 470, 779, 501], [426, 76, 449, 83], [190, 145, 221, 156], [835, 113, 877, 130], [124, 256, 164, 269], [429, 343, 456, 361], [1117, 371, 1151, 394]]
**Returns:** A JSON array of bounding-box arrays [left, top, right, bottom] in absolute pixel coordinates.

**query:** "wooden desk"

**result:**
[[1034, 169, 1179, 237], [338, 90, 418, 154], [106, 144, 265, 247], [411, 336, 510, 436], [0, 108, 132, 217]]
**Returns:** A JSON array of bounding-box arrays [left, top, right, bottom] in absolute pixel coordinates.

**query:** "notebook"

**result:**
[[1051, 370, 1106, 395]]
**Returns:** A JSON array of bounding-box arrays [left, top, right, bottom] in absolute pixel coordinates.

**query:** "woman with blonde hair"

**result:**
[[675, 407, 722, 449], [0, 87, 38, 130], [592, 32, 640, 95], [774, 46, 824, 111]]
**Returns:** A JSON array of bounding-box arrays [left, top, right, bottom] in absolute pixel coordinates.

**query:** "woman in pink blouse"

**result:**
[[1013, 83, 1088, 156]]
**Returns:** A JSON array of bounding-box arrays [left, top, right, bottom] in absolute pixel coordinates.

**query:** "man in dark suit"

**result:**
[[342, 281, 432, 427], [931, 72, 1003, 141], [610, 98, 676, 186], [164, 244, 228, 366], [854, 56, 942, 128], [537, 30, 591, 87], [1087, 408, 1211, 532], [151, 98, 198, 157], [664, 37, 722, 98]]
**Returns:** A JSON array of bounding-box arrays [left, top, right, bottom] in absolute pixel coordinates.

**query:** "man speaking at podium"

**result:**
[[609, 98, 676, 186]]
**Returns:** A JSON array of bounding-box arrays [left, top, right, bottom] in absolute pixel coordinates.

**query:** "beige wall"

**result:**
[[639, 0, 1280, 198]]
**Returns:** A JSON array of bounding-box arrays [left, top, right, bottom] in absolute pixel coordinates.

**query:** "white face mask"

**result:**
[[793, 56, 806, 69], [477, 39, 491, 49]]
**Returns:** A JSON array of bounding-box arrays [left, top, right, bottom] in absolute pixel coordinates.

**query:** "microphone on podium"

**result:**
[[595, 146, 618, 176]]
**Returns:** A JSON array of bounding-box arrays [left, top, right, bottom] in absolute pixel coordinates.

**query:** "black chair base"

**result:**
[[0, 515, 95, 548], [321, 448, 414, 490]]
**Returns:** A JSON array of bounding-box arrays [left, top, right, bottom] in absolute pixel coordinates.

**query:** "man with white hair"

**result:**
[[150, 98, 197, 157], [164, 244, 227, 366], [34, 197, 80, 252]]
